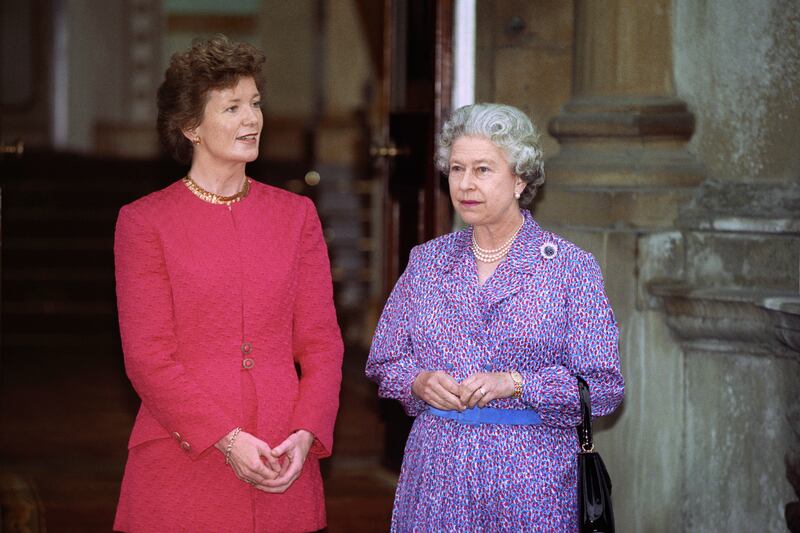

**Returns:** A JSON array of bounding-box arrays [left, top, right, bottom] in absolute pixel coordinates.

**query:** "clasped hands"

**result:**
[[215, 428, 314, 493], [411, 370, 516, 411]]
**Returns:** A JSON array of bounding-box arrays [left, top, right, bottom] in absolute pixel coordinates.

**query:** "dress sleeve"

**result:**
[[288, 198, 344, 458], [365, 247, 427, 417], [520, 250, 624, 428], [115, 204, 236, 459]]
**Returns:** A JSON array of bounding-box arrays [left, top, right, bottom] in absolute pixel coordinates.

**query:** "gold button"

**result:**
[[241, 342, 252, 354], [172, 431, 181, 441], [242, 358, 255, 370], [180, 441, 191, 452]]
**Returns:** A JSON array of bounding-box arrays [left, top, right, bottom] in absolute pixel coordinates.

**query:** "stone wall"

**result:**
[[674, 0, 800, 182], [667, 2, 800, 529], [479, 0, 800, 530], [475, 0, 573, 158]]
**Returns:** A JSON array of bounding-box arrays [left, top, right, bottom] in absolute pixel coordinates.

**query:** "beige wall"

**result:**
[[256, 0, 373, 163], [42, 0, 373, 157], [475, 0, 573, 159], [259, 0, 316, 120], [259, 0, 375, 120], [323, 0, 372, 118]]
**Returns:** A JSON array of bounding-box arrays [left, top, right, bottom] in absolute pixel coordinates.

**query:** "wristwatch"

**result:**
[[509, 371, 523, 399]]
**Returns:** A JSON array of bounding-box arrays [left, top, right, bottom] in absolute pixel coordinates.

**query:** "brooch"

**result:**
[[539, 242, 558, 259]]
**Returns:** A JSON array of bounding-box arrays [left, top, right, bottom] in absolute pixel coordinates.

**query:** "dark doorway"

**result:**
[[371, 0, 453, 471]]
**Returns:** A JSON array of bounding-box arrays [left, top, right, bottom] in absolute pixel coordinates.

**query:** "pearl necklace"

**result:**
[[471, 218, 525, 263], [183, 174, 250, 206]]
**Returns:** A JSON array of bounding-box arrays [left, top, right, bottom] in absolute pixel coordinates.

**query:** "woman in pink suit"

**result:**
[[113, 36, 343, 532]]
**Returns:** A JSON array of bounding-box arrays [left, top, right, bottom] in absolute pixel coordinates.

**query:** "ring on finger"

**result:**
[[479, 387, 486, 396]]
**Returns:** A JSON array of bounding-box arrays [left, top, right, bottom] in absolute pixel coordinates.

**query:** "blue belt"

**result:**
[[427, 406, 541, 426]]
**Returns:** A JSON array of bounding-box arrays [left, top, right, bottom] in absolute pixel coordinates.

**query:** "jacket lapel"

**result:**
[[440, 230, 480, 314], [482, 212, 544, 308]]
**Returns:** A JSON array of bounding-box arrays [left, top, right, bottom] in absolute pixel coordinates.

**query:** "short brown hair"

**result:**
[[157, 35, 266, 164]]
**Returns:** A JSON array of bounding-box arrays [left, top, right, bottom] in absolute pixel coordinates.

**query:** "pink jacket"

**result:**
[[113, 179, 343, 532]]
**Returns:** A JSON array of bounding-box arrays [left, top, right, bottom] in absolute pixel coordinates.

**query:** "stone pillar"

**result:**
[[658, 1, 800, 529], [573, 0, 671, 98], [536, 1, 703, 531], [539, 1, 800, 531], [545, 0, 703, 200], [649, 179, 800, 531]]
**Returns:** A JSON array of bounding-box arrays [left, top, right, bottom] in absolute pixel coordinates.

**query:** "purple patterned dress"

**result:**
[[366, 211, 624, 532]]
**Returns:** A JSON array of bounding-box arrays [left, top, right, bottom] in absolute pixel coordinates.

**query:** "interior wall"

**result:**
[[63, 0, 127, 152], [163, 1, 260, 69], [258, 0, 315, 121], [7, 0, 311, 156]]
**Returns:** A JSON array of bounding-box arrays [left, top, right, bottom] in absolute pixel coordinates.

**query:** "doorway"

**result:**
[[368, 0, 454, 471]]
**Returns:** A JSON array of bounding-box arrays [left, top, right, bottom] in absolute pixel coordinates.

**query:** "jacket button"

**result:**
[[241, 342, 252, 354], [180, 441, 191, 452], [172, 432, 181, 441], [242, 358, 255, 370], [483, 363, 494, 371]]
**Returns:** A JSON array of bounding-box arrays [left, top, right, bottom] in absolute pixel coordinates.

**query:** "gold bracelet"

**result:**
[[510, 371, 523, 399], [225, 427, 242, 465]]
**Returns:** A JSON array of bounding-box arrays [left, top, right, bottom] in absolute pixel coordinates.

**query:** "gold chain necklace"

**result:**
[[182, 175, 250, 206], [471, 217, 525, 263]]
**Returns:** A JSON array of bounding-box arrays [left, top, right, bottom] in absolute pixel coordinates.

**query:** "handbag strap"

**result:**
[[576, 376, 594, 452]]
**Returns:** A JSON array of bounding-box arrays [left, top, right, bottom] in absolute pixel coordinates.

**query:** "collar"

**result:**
[[504, 210, 549, 275], [440, 210, 552, 308], [441, 210, 547, 274]]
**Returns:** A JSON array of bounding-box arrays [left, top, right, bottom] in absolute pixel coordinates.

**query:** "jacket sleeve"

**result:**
[[365, 247, 427, 417], [115, 204, 237, 459], [520, 250, 624, 428], [288, 198, 344, 458]]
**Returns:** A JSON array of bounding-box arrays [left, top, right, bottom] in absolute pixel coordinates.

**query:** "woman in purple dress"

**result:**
[[366, 103, 624, 532]]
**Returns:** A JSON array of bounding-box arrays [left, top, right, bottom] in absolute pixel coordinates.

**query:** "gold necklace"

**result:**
[[183, 175, 250, 206], [471, 217, 525, 263]]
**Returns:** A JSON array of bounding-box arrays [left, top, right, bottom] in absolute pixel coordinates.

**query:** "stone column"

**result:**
[[543, 0, 703, 223], [535, 1, 703, 531], [539, 1, 800, 531]]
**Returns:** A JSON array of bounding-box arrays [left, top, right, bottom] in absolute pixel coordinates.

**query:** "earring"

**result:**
[[514, 191, 521, 199], [193, 137, 201, 145]]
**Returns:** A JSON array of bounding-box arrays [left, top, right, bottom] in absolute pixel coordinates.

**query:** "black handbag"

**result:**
[[577, 376, 615, 533]]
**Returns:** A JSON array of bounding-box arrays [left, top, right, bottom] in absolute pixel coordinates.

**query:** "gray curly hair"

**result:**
[[435, 103, 545, 207]]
